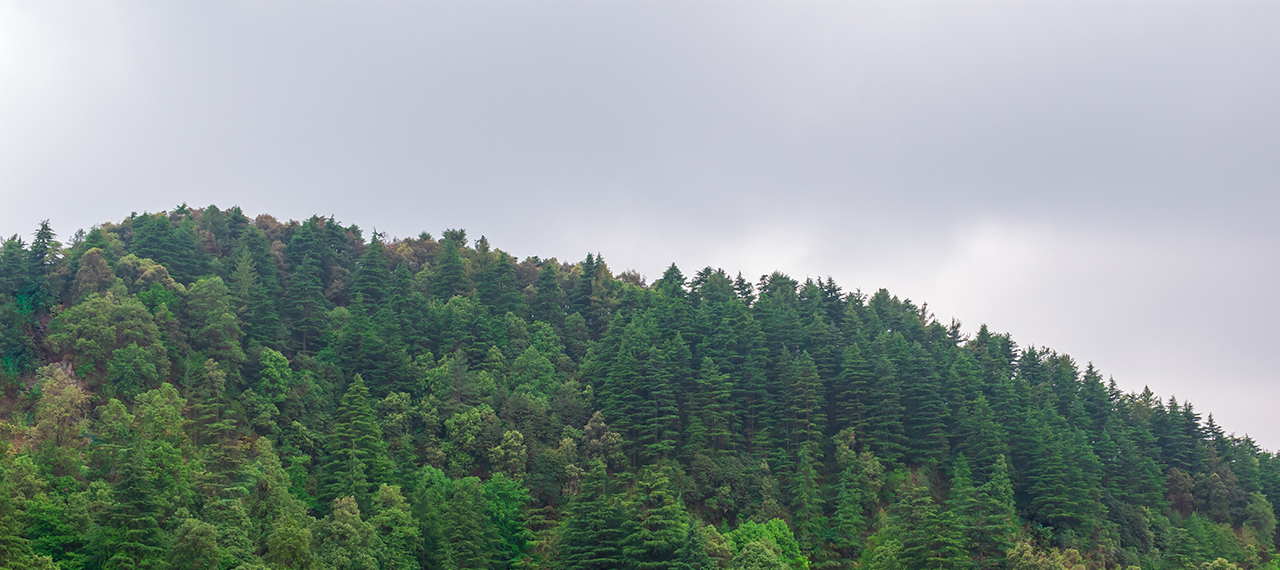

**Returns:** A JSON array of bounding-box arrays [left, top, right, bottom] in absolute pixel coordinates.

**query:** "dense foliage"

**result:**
[[1, 206, 1277, 570]]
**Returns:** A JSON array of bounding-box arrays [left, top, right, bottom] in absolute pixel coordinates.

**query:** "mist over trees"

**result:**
[[1, 206, 1277, 570]]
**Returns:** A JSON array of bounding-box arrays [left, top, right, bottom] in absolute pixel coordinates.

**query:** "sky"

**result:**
[[2, 2, 1277, 448]]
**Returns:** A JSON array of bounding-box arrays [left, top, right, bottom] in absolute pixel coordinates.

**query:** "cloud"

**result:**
[[1, 2, 1277, 445]]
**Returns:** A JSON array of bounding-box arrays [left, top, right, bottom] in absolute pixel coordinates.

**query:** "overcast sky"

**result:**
[[2, 2, 1277, 448]]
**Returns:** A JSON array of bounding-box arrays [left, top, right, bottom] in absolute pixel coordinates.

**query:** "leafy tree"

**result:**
[[369, 484, 420, 570], [313, 496, 382, 570], [729, 541, 788, 570], [266, 517, 317, 570], [47, 291, 168, 390], [166, 519, 221, 570], [184, 277, 246, 367]]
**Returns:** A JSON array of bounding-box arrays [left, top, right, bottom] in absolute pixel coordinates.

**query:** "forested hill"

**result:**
[[1, 206, 1276, 570]]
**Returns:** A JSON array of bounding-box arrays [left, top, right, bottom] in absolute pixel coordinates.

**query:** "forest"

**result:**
[[0, 205, 1276, 570]]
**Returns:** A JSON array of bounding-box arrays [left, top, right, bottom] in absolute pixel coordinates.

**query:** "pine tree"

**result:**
[[788, 440, 827, 553], [100, 447, 167, 570], [230, 228, 283, 347], [622, 465, 689, 569], [690, 357, 733, 456], [184, 277, 246, 368], [0, 458, 53, 570], [321, 375, 393, 510], [970, 457, 1017, 570], [531, 262, 565, 330], [901, 341, 948, 465], [836, 343, 873, 439], [832, 428, 881, 558], [553, 461, 628, 570], [166, 519, 220, 570], [864, 346, 907, 465], [19, 220, 60, 316], [425, 237, 464, 301], [284, 253, 328, 354], [673, 522, 716, 570], [892, 471, 965, 570], [369, 484, 421, 570], [440, 478, 499, 570], [785, 351, 825, 453], [475, 250, 525, 316]]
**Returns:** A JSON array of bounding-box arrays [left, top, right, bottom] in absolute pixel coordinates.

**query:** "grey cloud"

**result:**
[[2, 2, 1277, 445]]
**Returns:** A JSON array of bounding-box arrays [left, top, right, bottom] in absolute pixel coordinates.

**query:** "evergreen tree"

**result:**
[[622, 466, 689, 569], [901, 341, 949, 465], [832, 428, 881, 557], [284, 253, 329, 354], [321, 375, 393, 510], [229, 228, 283, 347], [787, 440, 826, 553], [864, 346, 907, 464], [673, 522, 716, 570], [99, 447, 167, 570], [836, 343, 873, 439], [891, 471, 965, 570], [553, 461, 628, 570], [440, 477, 499, 570], [369, 484, 420, 570], [429, 238, 468, 301], [970, 457, 1017, 570], [531, 261, 565, 330]]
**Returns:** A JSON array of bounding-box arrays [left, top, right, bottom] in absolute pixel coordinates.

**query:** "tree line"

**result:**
[[0, 205, 1277, 570]]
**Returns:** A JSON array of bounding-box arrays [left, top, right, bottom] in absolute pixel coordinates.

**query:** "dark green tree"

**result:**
[[321, 375, 393, 510]]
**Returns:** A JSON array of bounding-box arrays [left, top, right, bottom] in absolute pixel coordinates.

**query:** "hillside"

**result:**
[[0, 205, 1276, 570]]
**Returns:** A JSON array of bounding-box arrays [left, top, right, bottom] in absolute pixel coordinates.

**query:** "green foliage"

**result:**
[[6, 211, 1280, 570], [314, 496, 382, 570]]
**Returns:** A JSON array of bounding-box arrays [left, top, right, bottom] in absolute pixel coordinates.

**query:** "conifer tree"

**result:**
[[229, 228, 283, 347], [99, 447, 167, 570], [836, 343, 873, 440], [184, 276, 246, 368], [475, 250, 525, 317], [864, 348, 907, 465], [321, 375, 393, 510], [531, 262, 565, 330], [0, 459, 53, 570], [622, 465, 689, 569], [691, 357, 733, 456], [284, 253, 328, 354], [167, 519, 220, 570], [429, 238, 468, 301], [832, 429, 882, 558], [440, 477, 499, 570], [673, 522, 716, 570], [266, 517, 316, 570], [554, 461, 628, 570], [970, 457, 1017, 570], [788, 440, 826, 553], [892, 471, 965, 570], [901, 341, 949, 465]]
